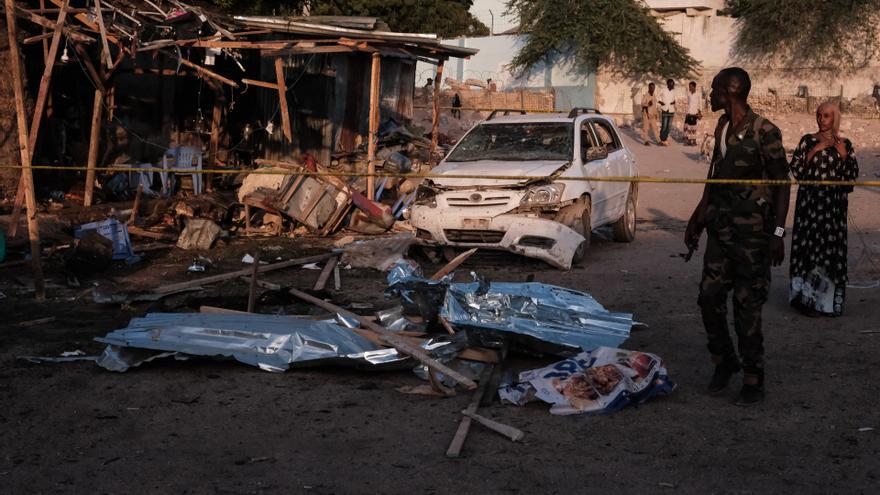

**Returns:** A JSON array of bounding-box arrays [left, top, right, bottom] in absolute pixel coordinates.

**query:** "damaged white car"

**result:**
[[409, 109, 638, 269]]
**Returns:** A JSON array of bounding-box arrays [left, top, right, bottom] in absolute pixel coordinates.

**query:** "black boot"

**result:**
[[707, 356, 741, 395], [735, 372, 765, 406]]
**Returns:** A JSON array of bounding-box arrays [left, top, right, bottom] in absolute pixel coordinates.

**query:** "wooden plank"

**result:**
[[15, 316, 56, 327], [312, 256, 338, 291], [458, 347, 501, 364], [430, 248, 477, 281], [93, 0, 112, 68], [83, 88, 104, 206], [130, 184, 143, 224], [446, 365, 495, 458], [247, 252, 260, 313], [6, 0, 46, 300], [155, 253, 335, 294], [288, 288, 478, 390], [431, 60, 444, 152], [460, 410, 524, 442], [274, 57, 292, 142], [127, 225, 177, 241], [241, 78, 280, 90], [366, 52, 381, 200]]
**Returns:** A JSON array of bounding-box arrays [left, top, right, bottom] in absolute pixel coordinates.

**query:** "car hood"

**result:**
[[428, 160, 569, 188]]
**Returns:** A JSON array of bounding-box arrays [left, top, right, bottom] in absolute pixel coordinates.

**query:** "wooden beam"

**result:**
[[241, 78, 280, 90], [14, 5, 93, 43], [27, 0, 67, 160], [83, 88, 104, 206], [274, 57, 292, 142], [93, 0, 113, 68], [154, 253, 336, 294], [23, 31, 52, 44], [312, 256, 338, 291], [430, 248, 477, 280], [179, 40, 295, 50], [287, 288, 478, 389], [160, 50, 239, 88], [446, 365, 495, 458], [73, 43, 106, 92], [367, 52, 381, 200], [5, 0, 46, 300], [7, 0, 67, 238], [431, 59, 444, 152]]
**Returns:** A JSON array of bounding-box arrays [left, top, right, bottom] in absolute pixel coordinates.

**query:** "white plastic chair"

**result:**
[[161, 146, 203, 196]]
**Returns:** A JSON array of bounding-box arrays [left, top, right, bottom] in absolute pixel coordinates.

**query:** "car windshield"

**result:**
[[446, 123, 573, 162]]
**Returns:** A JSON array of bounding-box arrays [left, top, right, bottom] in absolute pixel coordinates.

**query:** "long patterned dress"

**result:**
[[789, 134, 859, 316]]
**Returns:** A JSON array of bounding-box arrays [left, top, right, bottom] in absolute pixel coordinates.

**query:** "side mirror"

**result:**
[[584, 146, 608, 162]]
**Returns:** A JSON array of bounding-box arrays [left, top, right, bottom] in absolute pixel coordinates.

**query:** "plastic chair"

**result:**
[[161, 146, 203, 196]]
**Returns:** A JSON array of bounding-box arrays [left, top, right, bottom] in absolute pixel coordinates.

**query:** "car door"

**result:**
[[589, 119, 629, 222], [578, 118, 612, 225]]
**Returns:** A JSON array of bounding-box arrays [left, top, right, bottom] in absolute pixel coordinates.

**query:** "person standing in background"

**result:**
[[684, 81, 703, 146], [487, 78, 497, 92], [641, 82, 660, 146], [451, 93, 462, 119], [658, 79, 677, 145], [788, 102, 859, 316]]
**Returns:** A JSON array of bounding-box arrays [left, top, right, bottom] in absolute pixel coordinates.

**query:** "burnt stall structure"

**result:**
[[2, 1, 477, 297]]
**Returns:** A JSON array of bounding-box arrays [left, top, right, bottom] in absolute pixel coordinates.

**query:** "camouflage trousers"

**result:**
[[698, 213, 771, 375]]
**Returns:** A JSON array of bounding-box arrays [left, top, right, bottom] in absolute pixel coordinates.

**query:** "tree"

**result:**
[[725, 0, 880, 68], [505, 0, 699, 79], [208, 0, 489, 38]]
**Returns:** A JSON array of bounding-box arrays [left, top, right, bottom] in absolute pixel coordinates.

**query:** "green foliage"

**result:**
[[207, 0, 488, 38], [311, 0, 488, 38], [726, 0, 880, 68], [505, 0, 699, 79]]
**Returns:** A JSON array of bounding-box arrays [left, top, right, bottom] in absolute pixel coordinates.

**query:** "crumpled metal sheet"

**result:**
[[96, 313, 402, 372], [95, 313, 461, 373], [441, 282, 632, 354], [386, 259, 632, 354]]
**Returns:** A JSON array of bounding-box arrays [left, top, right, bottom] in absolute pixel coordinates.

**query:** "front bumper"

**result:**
[[410, 208, 585, 270]]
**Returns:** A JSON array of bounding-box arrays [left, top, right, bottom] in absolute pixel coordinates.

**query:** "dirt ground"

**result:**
[[2, 113, 880, 494]]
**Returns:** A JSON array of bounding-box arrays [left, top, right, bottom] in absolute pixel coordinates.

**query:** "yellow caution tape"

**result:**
[[0, 164, 877, 187]]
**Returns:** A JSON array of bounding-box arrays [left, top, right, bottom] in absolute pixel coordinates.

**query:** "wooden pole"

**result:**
[[367, 52, 381, 200], [207, 85, 224, 192], [273, 57, 292, 142], [247, 252, 260, 313], [83, 88, 104, 206], [7, 0, 67, 238], [93, 0, 112, 68], [5, 0, 46, 300], [430, 59, 444, 153]]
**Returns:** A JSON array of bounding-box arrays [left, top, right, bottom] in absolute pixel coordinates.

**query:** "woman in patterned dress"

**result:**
[[789, 101, 859, 316]]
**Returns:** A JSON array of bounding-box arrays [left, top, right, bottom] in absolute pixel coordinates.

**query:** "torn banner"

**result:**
[[499, 347, 675, 415], [95, 313, 449, 373]]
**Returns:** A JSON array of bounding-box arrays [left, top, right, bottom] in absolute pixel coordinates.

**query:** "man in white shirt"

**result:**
[[684, 81, 703, 146], [658, 79, 676, 145]]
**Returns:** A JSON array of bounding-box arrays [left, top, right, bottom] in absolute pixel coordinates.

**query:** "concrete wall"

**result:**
[[597, 12, 880, 122], [416, 34, 596, 109]]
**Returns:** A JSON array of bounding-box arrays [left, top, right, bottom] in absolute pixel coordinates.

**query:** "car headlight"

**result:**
[[414, 185, 438, 208], [520, 183, 565, 206]]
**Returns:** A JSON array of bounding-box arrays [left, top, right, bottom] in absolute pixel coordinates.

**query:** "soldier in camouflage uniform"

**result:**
[[685, 68, 791, 405]]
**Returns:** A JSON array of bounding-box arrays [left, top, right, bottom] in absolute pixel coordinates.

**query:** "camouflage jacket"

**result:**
[[708, 108, 789, 217]]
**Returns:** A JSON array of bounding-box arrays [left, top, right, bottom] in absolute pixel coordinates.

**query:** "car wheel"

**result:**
[[612, 186, 637, 243], [561, 196, 591, 266]]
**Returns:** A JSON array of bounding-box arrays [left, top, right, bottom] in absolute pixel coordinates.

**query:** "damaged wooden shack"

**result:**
[[1, 0, 478, 297]]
